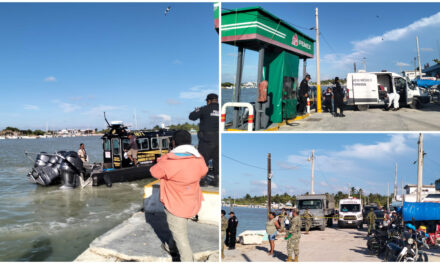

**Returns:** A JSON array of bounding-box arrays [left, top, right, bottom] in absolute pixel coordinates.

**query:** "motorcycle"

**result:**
[[384, 224, 429, 262]]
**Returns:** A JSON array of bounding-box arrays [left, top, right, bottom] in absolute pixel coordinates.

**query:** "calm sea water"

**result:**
[[222, 206, 268, 235], [0, 135, 197, 261]]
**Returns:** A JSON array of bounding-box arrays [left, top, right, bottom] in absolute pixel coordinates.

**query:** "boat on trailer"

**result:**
[[26, 115, 174, 189]]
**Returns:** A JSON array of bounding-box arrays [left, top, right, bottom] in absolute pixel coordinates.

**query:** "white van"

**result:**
[[346, 71, 429, 111], [338, 198, 363, 228]]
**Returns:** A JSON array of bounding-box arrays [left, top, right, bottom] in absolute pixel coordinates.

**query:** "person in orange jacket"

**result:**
[[150, 130, 208, 261]]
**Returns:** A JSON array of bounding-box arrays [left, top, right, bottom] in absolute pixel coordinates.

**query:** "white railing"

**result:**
[[221, 102, 254, 132]]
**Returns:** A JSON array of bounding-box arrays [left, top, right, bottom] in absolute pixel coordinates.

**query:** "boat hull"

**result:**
[[92, 165, 153, 187]]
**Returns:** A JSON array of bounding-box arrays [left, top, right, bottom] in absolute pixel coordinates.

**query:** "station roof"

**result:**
[[221, 7, 315, 59]]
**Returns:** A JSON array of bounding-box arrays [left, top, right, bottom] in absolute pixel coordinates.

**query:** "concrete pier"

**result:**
[[75, 212, 219, 262], [76, 181, 220, 262]]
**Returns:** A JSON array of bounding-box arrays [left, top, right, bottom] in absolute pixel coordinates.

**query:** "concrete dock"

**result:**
[[75, 212, 219, 262], [278, 103, 440, 131], [76, 181, 220, 262]]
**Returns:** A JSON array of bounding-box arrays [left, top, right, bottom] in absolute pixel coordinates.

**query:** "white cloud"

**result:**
[[179, 85, 217, 100], [166, 99, 183, 105], [421, 47, 434, 52], [52, 100, 79, 113], [396, 62, 410, 67], [44, 76, 56, 82], [325, 11, 440, 70], [150, 114, 171, 122], [24, 104, 39, 110], [82, 105, 123, 116], [337, 134, 412, 160], [251, 180, 277, 189], [173, 59, 183, 65]]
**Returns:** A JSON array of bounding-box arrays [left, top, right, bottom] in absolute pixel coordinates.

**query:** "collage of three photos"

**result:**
[[1, 1, 440, 263]]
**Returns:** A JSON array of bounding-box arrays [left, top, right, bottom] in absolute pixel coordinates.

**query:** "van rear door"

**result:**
[[348, 73, 378, 105]]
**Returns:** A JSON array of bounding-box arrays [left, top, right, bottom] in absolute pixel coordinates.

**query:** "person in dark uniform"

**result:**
[[189, 93, 219, 186], [298, 74, 311, 115], [227, 211, 238, 250], [333, 77, 345, 117], [323, 87, 334, 115]]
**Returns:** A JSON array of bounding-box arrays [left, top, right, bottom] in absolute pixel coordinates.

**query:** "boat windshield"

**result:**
[[298, 199, 322, 210], [340, 204, 360, 212]]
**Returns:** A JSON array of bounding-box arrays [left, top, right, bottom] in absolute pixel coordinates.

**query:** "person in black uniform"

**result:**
[[189, 93, 219, 186], [323, 87, 334, 115], [333, 77, 345, 117], [298, 74, 311, 115], [227, 211, 238, 250]]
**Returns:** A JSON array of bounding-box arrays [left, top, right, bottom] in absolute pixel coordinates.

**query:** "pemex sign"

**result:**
[[221, 7, 315, 58]]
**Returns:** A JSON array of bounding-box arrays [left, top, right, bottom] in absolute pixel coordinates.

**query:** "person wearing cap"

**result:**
[[298, 74, 311, 115], [124, 133, 138, 166], [227, 211, 238, 250], [333, 77, 345, 117], [189, 93, 219, 186], [150, 130, 208, 261]]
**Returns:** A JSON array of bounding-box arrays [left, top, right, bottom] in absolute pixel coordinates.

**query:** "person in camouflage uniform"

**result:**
[[286, 208, 301, 262], [303, 208, 312, 234], [367, 208, 377, 236], [221, 210, 228, 259]]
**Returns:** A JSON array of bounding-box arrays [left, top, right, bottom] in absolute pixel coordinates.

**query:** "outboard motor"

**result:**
[[59, 161, 77, 189]]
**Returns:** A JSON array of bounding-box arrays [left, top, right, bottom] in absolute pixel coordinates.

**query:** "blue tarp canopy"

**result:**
[[402, 202, 440, 222], [416, 79, 440, 88]]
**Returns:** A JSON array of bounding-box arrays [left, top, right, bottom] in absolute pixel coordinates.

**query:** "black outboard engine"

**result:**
[[59, 152, 84, 189]]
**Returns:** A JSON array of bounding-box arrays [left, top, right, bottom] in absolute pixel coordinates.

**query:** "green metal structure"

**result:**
[[221, 7, 315, 129]]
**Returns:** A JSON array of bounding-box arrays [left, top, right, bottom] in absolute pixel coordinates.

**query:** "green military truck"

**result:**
[[297, 194, 336, 231]]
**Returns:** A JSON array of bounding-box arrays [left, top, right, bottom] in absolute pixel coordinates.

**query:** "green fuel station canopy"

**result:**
[[221, 7, 315, 59]]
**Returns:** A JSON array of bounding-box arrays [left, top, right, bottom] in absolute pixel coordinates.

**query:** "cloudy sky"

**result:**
[[0, 3, 218, 130], [222, 2, 440, 83], [221, 133, 440, 198]]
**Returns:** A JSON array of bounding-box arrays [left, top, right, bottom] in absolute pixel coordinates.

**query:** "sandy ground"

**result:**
[[278, 103, 440, 131], [223, 226, 440, 262]]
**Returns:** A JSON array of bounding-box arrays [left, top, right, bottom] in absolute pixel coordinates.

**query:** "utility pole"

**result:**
[[315, 8, 322, 113], [416, 36, 422, 78], [353, 62, 357, 73], [362, 57, 367, 71], [416, 133, 424, 202], [267, 153, 272, 218], [308, 150, 315, 194], [394, 163, 398, 200]]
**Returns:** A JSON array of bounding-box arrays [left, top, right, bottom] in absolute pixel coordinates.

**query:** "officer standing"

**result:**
[[367, 208, 377, 236], [189, 93, 219, 186], [298, 74, 311, 115], [286, 208, 301, 262], [221, 210, 228, 259], [227, 211, 238, 250], [303, 208, 312, 234], [333, 77, 345, 117], [323, 87, 334, 115]]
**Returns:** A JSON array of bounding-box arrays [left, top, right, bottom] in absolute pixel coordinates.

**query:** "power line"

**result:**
[[222, 154, 266, 170], [222, 154, 301, 171], [319, 31, 337, 54]]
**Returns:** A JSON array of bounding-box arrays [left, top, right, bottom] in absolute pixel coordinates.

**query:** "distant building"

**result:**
[[422, 64, 440, 78], [403, 184, 439, 202], [402, 70, 426, 81]]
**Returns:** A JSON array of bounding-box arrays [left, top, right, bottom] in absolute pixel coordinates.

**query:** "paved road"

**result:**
[[279, 103, 440, 131], [223, 226, 440, 262]]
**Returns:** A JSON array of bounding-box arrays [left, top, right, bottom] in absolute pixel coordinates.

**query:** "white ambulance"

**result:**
[[338, 198, 363, 228], [346, 71, 429, 111]]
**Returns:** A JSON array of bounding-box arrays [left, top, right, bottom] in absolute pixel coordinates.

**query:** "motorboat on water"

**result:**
[[26, 116, 174, 189]]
